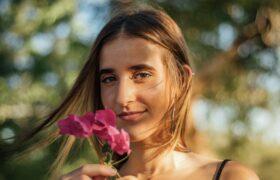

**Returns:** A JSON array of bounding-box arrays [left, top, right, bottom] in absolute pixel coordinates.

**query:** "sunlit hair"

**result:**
[[4, 6, 193, 179]]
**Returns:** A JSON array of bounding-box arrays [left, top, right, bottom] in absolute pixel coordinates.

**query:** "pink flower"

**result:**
[[107, 126, 131, 155], [57, 109, 131, 156], [92, 109, 116, 140], [57, 112, 95, 138]]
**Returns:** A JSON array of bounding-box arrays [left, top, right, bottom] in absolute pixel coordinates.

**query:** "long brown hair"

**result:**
[[3, 6, 193, 179]]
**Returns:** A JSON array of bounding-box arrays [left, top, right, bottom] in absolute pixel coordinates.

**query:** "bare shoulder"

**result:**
[[220, 161, 259, 180]]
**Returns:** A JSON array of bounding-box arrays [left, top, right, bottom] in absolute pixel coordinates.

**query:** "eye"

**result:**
[[101, 76, 116, 84], [133, 72, 152, 80]]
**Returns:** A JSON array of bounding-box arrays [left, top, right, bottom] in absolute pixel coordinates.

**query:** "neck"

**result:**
[[118, 139, 177, 177]]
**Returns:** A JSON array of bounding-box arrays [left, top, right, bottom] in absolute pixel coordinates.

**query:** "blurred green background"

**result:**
[[0, 0, 279, 179]]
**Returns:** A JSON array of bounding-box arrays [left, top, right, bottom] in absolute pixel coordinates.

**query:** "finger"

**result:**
[[117, 175, 138, 180], [73, 174, 92, 180], [76, 164, 117, 177], [92, 176, 106, 180], [67, 164, 116, 177], [61, 174, 92, 180]]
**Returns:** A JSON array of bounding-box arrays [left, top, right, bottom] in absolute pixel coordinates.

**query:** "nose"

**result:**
[[115, 76, 135, 107]]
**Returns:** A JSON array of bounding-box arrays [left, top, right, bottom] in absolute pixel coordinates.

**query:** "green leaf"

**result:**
[[104, 152, 113, 164], [101, 142, 110, 153]]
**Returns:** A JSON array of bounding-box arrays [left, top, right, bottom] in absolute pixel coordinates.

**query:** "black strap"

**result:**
[[214, 159, 231, 180]]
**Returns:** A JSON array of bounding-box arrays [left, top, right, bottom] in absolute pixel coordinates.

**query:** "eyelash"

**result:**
[[101, 72, 152, 84]]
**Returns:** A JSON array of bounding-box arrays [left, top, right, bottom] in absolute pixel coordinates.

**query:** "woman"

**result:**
[[8, 6, 259, 180], [59, 7, 259, 180]]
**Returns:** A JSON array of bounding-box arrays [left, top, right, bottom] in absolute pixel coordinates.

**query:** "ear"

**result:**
[[183, 64, 193, 77]]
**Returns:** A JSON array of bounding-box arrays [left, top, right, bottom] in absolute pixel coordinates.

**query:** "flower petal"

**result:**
[[95, 109, 116, 127]]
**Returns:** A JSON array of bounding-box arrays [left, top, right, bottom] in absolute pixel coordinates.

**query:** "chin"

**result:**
[[122, 126, 156, 143], [116, 115, 159, 142]]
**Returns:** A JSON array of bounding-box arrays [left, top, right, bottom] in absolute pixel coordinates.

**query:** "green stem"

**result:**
[[116, 171, 121, 178], [104, 162, 121, 178], [89, 137, 128, 179], [96, 136, 104, 146], [111, 154, 129, 166], [111, 154, 130, 178]]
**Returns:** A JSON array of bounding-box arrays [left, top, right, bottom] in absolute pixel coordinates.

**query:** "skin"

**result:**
[[60, 164, 117, 180], [61, 35, 259, 180], [99, 34, 175, 142]]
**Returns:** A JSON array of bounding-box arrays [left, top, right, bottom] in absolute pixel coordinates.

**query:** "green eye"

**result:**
[[134, 72, 151, 79], [101, 76, 116, 83]]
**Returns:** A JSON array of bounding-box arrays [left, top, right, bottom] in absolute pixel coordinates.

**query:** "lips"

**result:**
[[118, 110, 146, 121]]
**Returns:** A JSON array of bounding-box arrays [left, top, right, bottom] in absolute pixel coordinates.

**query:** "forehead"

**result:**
[[99, 36, 166, 69]]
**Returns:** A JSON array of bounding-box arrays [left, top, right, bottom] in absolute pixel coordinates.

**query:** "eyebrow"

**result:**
[[99, 64, 156, 76]]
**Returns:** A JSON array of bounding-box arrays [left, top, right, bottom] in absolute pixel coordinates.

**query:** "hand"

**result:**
[[117, 173, 149, 180], [60, 164, 117, 180], [117, 175, 138, 180]]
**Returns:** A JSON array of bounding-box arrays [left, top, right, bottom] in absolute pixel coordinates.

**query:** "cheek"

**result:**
[[100, 87, 114, 107], [143, 82, 169, 116]]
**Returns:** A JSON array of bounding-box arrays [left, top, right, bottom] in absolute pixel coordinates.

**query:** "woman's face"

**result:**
[[99, 35, 172, 142]]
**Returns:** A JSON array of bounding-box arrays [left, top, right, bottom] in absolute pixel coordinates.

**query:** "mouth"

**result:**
[[118, 110, 147, 121]]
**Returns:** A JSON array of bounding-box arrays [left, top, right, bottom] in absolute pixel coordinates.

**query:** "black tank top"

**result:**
[[213, 159, 231, 180], [115, 157, 231, 179]]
